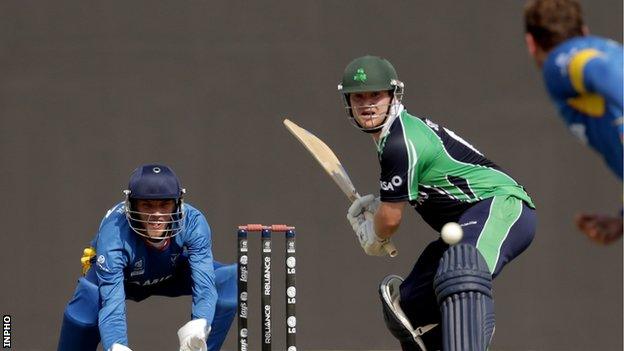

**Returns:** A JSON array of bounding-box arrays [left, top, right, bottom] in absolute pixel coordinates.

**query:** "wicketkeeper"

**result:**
[[57, 164, 237, 351]]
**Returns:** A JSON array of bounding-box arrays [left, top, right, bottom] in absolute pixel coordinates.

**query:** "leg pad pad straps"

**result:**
[[434, 244, 495, 351], [379, 275, 437, 351]]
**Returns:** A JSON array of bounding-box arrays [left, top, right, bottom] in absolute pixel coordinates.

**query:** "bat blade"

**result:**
[[283, 118, 358, 202], [283, 118, 398, 257]]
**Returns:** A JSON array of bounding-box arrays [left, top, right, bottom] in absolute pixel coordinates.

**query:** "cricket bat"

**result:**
[[283, 118, 398, 257]]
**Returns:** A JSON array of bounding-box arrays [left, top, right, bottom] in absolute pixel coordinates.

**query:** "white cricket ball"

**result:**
[[441, 222, 463, 245]]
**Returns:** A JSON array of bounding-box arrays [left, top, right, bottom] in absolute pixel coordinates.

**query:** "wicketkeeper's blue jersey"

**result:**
[[92, 202, 217, 349]]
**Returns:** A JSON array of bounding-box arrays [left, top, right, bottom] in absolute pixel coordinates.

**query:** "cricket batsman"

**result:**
[[338, 55, 537, 350], [57, 164, 237, 351], [524, 0, 623, 244]]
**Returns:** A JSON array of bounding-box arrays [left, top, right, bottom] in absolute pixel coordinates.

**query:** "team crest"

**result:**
[[131, 258, 145, 276], [134, 259, 144, 269], [353, 68, 367, 82]]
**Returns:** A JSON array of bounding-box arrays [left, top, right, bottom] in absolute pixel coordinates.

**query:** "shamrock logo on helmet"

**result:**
[[353, 68, 367, 82]]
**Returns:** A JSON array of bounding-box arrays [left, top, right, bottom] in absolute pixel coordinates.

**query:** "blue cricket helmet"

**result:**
[[124, 164, 186, 239], [127, 164, 184, 199]]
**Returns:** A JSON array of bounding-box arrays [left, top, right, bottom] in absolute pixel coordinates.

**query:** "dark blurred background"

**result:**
[[0, 1, 621, 350]]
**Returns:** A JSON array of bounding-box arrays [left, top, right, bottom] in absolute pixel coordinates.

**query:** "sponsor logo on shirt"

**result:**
[[380, 175, 403, 191], [130, 274, 173, 286], [460, 220, 478, 227]]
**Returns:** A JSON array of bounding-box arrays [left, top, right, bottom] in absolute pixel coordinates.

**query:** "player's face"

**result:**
[[349, 91, 393, 129], [135, 199, 176, 238]]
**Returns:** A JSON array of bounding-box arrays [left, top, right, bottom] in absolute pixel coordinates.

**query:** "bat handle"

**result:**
[[383, 241, 398, 258], [363, 211, 398, 258]]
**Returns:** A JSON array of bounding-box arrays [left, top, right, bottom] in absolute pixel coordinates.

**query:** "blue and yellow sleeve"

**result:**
[[567, 48, 623, 123]]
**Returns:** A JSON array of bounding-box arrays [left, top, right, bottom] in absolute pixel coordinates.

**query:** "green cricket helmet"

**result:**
[[337, 55, 404, 133]]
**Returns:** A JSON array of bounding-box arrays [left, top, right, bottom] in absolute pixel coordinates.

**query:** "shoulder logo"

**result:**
[[96, 255, 110, 273], [554, 48, 578, 76], [105, 204, 125, 218], [353, 68, 367, 82]]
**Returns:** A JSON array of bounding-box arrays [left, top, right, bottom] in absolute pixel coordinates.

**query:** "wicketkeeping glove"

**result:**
[[178, 318, 210, 351]]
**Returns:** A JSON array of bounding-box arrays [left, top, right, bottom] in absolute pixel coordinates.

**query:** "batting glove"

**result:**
[[347, 194, 380, 233], [348, 194, 381, 218], [347, 205, 390, 257]]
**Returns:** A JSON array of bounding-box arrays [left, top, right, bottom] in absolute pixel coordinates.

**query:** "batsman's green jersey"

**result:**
[[377, 107, 535, 231]]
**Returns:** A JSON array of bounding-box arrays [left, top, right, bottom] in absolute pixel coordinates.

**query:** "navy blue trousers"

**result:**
[[57, 260, 237, 351], [399, 196, 536, 347]]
